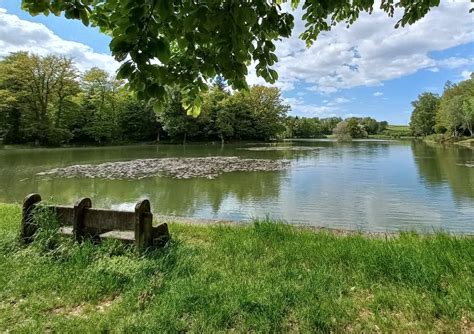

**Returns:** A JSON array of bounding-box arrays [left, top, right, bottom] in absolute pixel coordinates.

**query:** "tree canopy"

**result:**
[[21, 0, 446, 109], [0, 53, 158, 145], [409, 74, 474, 138], [0, 52, 393, 146], [409, 92, 440, 137]]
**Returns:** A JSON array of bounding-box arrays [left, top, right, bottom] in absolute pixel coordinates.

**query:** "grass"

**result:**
[[423, 134, 474, 148], [0, 203, 473, 332], [369, 125, 413, 140]]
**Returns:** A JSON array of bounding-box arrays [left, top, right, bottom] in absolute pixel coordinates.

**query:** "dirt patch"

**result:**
[[50, 296, 120, 317], [37, 156, 290, 180]]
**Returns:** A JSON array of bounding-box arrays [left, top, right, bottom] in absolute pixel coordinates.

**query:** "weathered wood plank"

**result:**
[[83, 209, 136, 231], [53, 206, 74, 226]]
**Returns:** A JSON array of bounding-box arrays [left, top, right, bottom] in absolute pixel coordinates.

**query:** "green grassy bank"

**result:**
[[369, 125, 413, 140], [423, 134, 474, 148], [0, 204, 473, 332]]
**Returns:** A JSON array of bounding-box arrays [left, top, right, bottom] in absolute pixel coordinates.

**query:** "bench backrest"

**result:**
[[20, 193, 167, 250]]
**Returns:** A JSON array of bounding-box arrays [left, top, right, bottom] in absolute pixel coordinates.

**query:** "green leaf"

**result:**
[[153, 102, 164, 114], [154, 38, 171, 64], [116, 61, 135, 79], [109, 36, 130, 53], [80, 10, 90, 26]]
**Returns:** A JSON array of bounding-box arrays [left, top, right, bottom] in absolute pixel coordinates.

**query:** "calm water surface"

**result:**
[[1, 140, 473, 233]]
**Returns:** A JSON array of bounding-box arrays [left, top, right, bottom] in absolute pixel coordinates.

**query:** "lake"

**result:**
[[0, 140, 473, 233]]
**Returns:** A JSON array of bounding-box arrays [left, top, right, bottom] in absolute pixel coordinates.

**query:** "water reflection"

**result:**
[[1, 141, 473, 232], [31, 170, 284, 217], [411, 141, 474, 200]]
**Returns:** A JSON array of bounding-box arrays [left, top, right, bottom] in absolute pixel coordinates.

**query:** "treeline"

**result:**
[[1, 52, 392, 146], [0, 52, 291, 145], [284, 116, 388, 140], [0, 52, 158, 146], [162, 90, 391, 142], [159, 83, 289, 143], [410, 74, 473, 138]]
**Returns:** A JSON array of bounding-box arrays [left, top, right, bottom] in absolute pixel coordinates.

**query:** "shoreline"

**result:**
[[1, 203, 472, 237], [156, 214, 474, 238]]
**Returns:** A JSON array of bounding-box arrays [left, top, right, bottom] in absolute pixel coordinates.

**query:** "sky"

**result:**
[[0, 1, 472, 125]]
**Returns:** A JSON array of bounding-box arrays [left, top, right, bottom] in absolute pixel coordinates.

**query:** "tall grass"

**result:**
[[0, 205, 472, 332]]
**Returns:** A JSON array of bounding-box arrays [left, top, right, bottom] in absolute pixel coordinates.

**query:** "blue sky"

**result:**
[[0, 0, 472, 125]]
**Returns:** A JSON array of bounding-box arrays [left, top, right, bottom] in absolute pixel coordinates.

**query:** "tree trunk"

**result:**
[[56, 97, 64, 128], [183, 132, 187, 145]]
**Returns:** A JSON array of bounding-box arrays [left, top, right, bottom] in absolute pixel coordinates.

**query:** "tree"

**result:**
[[461, 97, 474, 136], [356, 117, 388, 135], [54, 58, 80, 128], [201, 87, 233, 143], [0, 52, 79, 145], [158, 89, 201, 143], [409, 93, 440, 137], [378, 121, 389, 133], [21, 1, 446, 107], [118, 96, 158, 141], [219, 94, 257, 140], [346, 118, 368, 138], [215, 107, 235, 144], [320, 117, 343, 135], [292, 117, 322, 138], [333, 121, 352, 142], [240, 85, 289, 140], [77, 68, 124, 143], [436, 75, 474, 137]]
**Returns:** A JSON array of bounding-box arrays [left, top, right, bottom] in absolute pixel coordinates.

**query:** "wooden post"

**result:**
[[135, 199, 152, 251], [73, 198, 91, 242], [20, 193, 42, 244], [153, 223, 170, 247]]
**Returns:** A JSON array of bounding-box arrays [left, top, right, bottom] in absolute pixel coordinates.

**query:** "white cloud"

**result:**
[[373, 92, 384, 97], [284, 95, 352, 117], [334, 97, 350, 104], [247, 2, 473, 94], [436, 57, 474, 69], [461, 70, 472, 80], [324, 97, 351, 106], [0, 8, 118, 74]]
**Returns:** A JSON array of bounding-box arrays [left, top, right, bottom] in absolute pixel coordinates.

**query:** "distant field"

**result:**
[[368, 124, 412, 139], [387, 125, 410, 131]]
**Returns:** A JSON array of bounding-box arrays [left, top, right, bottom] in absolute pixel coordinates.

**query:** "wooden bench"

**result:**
[[20, 193, 170, 251]]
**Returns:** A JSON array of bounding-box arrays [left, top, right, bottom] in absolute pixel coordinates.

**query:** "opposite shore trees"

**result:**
[[409, 74, 474, 139]]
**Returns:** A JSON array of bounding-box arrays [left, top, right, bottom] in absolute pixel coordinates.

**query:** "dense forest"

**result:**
[[0, 52, 390, 146], [410, 74, 474, 139]]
